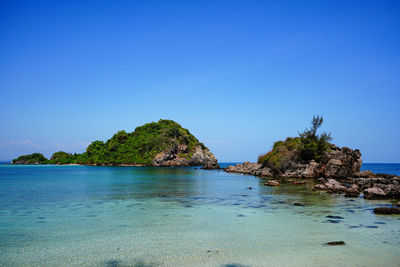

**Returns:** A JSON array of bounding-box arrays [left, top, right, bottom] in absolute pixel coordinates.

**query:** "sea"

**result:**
[[0, 163, 399, 267]]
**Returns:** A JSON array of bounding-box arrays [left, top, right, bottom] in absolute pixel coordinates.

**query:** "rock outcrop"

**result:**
[[314, 172, 400, 200], [224, 146, 362, 179], [224, 147, 399, 200], [322, 147, 362, 178], [153, 145, 218, 167]]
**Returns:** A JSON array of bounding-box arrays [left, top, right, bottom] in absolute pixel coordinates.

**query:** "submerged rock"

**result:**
[[373, 207, 400, 215], [326, 241, 346, 246], [326, 215, 344, 219]]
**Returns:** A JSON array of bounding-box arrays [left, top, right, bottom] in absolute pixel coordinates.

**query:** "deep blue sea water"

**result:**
[[0, 163, 399, 266]]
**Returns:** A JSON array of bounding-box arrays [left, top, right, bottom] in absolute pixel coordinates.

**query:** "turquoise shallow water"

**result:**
[[0, 164, 399, 267]]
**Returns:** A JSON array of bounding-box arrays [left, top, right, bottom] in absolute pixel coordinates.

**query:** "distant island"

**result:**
[[12, 119, 219, 169]]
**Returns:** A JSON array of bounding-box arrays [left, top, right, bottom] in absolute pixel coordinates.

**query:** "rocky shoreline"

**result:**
[[224, 146, 400, 202]]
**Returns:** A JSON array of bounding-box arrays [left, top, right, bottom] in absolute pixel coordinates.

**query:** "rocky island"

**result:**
[[225, 116, 400, 204], [12, 120, 219, 168]]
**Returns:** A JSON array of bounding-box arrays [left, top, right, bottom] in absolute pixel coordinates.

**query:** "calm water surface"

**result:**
[[0, 163, 399, 266]]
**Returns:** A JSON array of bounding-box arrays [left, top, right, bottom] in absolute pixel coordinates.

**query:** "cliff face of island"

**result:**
[[12, 120, 219, 168]]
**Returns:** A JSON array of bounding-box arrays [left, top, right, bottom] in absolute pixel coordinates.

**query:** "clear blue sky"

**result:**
[[0, 0, 399, 163]]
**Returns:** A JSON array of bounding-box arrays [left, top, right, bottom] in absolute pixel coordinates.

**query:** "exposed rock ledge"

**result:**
[[224, 146, 362, 178], [224, 146, 400, 200], [314, 174, 400, 200]]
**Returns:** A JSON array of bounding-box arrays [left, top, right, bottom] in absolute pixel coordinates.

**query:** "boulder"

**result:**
[[264, 180, 280, 186], [373, 207, 400, 215], [325, 179, 347, 193], [364, 187, 387, 199], [345, 184, 360, 198], [314, 184, 327, 190]]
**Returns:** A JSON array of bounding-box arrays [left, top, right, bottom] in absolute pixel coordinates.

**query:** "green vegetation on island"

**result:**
[[12, 119, 216, 167], [258, 115, 333, 173], [12, 153, 48, 164]]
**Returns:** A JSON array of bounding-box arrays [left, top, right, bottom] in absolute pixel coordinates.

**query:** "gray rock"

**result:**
[[364, 187, 387, 199], [153, 145, 218, 167], [345, 184, 360, 198]]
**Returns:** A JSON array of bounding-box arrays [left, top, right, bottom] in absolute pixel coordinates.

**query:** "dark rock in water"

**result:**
[[326, 215, 344, 219], [365, 225, 378, 228], [374, 207, 400, 215], [326, 241, 346, 246], [373, 222, 386, 224], [293, 203, 305, 206], [325, 219, 341, 223], [105, 259, 120, 267]]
